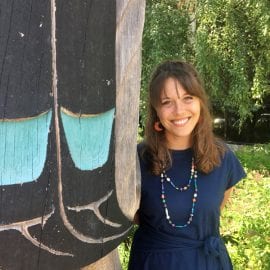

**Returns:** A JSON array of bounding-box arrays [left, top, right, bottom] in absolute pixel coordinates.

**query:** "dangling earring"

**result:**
[[154, 121, 163, 132]]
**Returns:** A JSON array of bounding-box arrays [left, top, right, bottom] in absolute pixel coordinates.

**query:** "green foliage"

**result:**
[[118, 243, 130, 270], [195, 0, 270, 124], [221, 144, 270, 269], [140, 0, 270, 131], [221, 172, 270, 269], [235, 143, 270, 174], [118, 226, 137, 270], [119, 144, 270, 269]]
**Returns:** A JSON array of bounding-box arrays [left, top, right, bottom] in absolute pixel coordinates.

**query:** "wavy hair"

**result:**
[[141, 60, 225, 175]]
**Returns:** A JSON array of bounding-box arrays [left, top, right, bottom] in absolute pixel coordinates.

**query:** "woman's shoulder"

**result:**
[[214, 138, 235, 162], [220, 144, 246, 188], [220, 143, 239, 162], [211, 138, 243, 170]]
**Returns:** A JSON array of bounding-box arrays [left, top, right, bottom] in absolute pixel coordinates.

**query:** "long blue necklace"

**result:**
[[160, 158, 198, 228]]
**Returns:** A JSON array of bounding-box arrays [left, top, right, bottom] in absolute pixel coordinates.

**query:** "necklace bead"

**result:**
[[160, 157, 198, 228]]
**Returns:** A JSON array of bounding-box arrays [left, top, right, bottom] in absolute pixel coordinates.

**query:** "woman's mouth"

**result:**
[[172, 117, 190, 127]]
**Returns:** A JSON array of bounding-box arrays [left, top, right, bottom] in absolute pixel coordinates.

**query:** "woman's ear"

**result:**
[[154, 121, 164, 132]]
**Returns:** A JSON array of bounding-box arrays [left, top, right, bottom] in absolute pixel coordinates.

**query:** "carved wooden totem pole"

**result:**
[[0, 0, 145, 269]]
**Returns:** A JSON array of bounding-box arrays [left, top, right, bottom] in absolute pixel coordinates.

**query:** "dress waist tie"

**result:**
[[135, 227, 231, 270]]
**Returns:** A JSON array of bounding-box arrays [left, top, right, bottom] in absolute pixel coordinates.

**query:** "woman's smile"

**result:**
[[171, 117, 190, 127]]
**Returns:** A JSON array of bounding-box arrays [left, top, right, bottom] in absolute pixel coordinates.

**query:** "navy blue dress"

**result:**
[[128, 145, 246, 270]]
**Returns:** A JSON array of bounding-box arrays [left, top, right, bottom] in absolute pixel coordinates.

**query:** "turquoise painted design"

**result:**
[[60, 108, 115, 171], [0, 110, 52, 185]]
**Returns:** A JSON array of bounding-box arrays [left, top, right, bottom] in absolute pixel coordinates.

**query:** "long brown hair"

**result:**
[[142, 60, 225, 175]]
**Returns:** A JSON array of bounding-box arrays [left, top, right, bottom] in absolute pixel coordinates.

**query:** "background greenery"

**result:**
[[119, 144, 270, 270], [140, 0, 270, 135]]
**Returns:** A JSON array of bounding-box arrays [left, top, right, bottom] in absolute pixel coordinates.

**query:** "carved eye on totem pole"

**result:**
[[0, 1, 144, 269]]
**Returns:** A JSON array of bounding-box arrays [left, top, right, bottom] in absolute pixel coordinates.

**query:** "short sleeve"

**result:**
[[225, 148, 246, 189]]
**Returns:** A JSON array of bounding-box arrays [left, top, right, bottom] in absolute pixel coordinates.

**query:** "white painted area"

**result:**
[[68, 190, 122, 228]]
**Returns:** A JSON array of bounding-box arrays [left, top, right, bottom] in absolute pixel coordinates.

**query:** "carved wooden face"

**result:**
[[0, 1, 137, 269]]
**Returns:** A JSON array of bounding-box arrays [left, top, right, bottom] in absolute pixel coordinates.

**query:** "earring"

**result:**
[[154, 121, 163, 132]]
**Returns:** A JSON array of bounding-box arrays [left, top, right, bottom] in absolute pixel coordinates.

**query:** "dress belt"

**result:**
[[134, 226, 231, 270]]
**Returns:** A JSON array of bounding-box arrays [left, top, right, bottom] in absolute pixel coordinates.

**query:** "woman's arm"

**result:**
[[133, 210, 140, 225], [220, 187, 234, 210]]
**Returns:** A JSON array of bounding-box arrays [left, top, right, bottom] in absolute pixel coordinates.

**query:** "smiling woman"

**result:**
[[128, 60, 246, 270], [156, 77, 201, 150]]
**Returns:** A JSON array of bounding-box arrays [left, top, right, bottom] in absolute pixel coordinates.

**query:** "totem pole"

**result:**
[[0, 0, 145, 269]]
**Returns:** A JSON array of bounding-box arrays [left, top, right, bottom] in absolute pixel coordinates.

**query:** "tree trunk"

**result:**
[[81, 249, 121, 270], [0, 0, 145, 269]]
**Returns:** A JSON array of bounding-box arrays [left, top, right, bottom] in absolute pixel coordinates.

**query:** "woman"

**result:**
[[128, 60, 246, 270]]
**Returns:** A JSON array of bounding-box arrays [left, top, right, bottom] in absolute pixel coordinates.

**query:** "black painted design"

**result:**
[[0, 1, 132, 269]]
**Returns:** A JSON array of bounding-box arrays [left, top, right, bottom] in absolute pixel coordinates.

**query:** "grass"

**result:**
[[221, 144, 270, 269]]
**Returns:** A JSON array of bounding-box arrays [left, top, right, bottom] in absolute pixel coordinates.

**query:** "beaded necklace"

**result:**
[[160, 157, 198, 228]]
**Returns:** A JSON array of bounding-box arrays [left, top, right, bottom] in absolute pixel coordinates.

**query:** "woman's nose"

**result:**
[[174, 100, 185, 114]]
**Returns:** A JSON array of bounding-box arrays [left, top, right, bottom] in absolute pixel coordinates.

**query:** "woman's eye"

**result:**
[[161, 100, 172, 106], [183, 96, 194, 102]]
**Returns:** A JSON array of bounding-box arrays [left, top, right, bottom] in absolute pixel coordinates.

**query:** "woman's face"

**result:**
[[156, 77, 201, 150]]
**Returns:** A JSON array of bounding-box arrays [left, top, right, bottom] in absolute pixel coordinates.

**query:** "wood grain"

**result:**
[[115, 0, 145, 221], [81, 249, 121, 270], [85, 0, 145, 269]]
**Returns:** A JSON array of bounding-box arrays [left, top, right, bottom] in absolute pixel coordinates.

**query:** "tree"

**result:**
[[195, 0, 270, 130], [0, 1, 145, 269]]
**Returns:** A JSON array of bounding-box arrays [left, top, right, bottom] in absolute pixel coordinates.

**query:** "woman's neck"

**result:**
[[166, 136, 192, 150]]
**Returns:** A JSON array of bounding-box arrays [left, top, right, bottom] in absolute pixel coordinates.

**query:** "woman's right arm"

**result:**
[[133, 210, 140, 225]]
